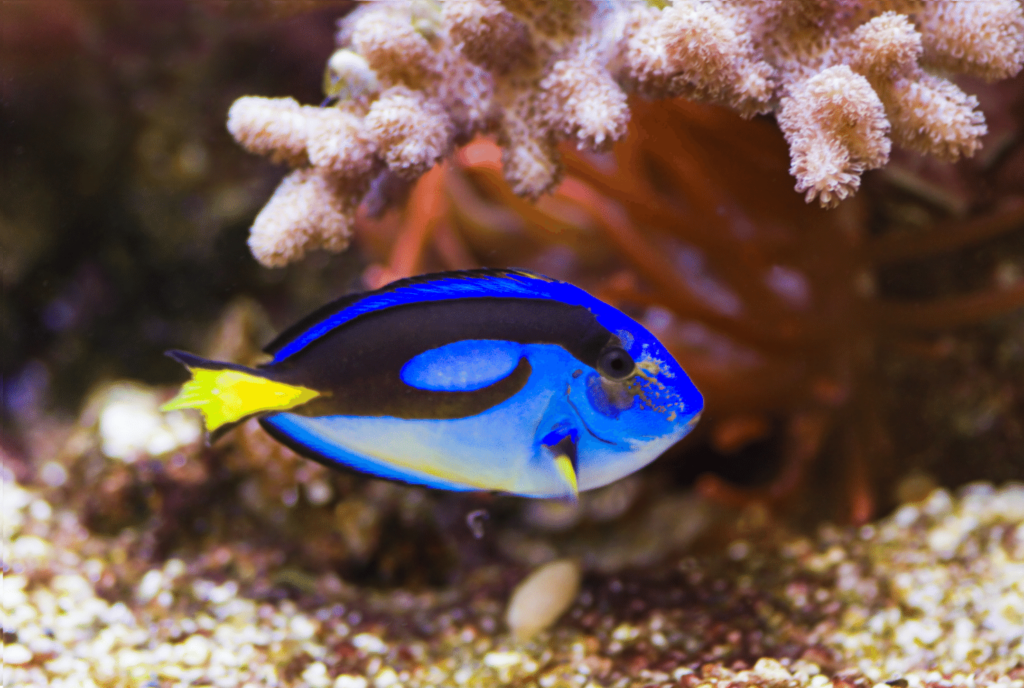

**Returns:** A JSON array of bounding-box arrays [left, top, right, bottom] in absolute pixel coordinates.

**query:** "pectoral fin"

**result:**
[[552, 454, 578, 503], [541, 426, 580, 503]]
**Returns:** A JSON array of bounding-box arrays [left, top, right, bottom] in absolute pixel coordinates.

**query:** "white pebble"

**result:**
[[290, 615, 317, 641], [505, 558, 581, 640], [892, 504, 920, 529], [164, 558, 186, 579], [179, 635, 210, 666], [4, 643, 33, 664], [922, 487, 953, 516], [208, 581, 238, 605], [611, 623, 639, 641], [29, 499, 52, 521], [12, 535, 51, 560], [753, 657, 793, 686], [305, 479, 334, 506], [483, 651, 522, 668], [374, 667, 399, 688], [137, 570, 164, 603], [39, 461, 68, 487], [302, 662, 332, 688], [352, 632, 387, 654], [727, 540, 750, 560]]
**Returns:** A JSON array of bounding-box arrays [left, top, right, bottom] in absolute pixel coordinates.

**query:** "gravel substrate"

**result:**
[[3, 475, 1023, 688]]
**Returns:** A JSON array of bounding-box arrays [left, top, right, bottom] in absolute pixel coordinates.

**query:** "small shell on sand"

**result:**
[[506, 558, 582, 640]]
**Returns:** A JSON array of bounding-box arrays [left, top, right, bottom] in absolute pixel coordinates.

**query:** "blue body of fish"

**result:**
[[164, 269, 703, 499]]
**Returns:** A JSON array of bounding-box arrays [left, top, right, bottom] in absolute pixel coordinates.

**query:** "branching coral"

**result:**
[[227, 0, 1024, 266]]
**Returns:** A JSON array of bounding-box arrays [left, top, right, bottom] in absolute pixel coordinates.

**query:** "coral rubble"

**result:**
[[6, 464, 1024, 686], [228, 0, 1024, 265]]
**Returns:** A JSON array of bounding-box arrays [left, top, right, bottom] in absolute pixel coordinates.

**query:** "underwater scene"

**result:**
[[4, 1, 1024, 686]]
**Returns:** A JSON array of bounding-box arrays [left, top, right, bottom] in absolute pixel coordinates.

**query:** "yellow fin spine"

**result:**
[[553, 454, 579, 504]]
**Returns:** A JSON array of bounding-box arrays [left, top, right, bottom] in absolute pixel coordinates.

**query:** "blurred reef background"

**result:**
[[4, 1, 1024, 686]]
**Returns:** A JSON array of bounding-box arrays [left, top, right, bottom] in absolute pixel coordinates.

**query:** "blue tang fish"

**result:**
[[163, 269, 703, 500]]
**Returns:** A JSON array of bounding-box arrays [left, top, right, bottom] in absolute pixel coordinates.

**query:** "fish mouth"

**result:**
[[567, 395, 617, 446]]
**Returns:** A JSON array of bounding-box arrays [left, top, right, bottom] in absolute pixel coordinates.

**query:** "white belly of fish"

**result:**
[[269, 384, 561, 496]]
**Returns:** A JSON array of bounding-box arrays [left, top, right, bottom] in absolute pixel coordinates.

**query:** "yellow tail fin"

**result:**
[[161, 351, 319, 434]]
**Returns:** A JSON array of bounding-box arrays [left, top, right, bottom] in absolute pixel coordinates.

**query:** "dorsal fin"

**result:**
[[264, 268, 586, 362], [262, 291, 368, 358]]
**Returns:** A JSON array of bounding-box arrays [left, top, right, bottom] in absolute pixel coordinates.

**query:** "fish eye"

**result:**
[[597, 347, 635, 380]]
